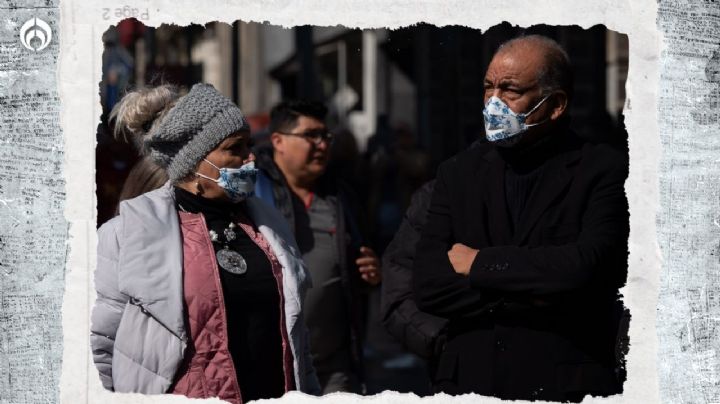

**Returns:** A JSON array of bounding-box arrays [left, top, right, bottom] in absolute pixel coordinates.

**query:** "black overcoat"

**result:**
[[413, 131, 629, 401]]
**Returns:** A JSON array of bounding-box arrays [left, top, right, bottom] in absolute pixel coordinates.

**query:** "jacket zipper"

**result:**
[[128, 297, 188, 344]]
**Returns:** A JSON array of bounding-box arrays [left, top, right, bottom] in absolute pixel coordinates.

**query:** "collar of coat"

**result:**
[[476, 130, 585, 245], [114, 181, 310, 341]]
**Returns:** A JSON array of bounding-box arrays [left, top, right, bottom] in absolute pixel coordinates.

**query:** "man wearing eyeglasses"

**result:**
[[253, 100, 381, 394]]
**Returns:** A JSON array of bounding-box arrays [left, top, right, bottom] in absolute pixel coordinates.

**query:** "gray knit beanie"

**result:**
[[144, 83, 250, 182]]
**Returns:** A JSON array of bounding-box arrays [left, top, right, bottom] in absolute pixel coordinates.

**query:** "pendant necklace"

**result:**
[[177, 203, 248, 275], [209, 221, 248, 275]]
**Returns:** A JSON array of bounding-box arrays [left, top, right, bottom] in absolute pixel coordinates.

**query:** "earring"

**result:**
[[195, 181, 202, 195]]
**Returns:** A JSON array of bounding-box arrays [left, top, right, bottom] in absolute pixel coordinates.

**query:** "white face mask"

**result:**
[[482, 94, 551, 146], [195, 159, 257, 202]]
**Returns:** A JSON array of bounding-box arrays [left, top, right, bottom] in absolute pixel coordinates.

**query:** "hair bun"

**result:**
[[109, 84, 180, 153]]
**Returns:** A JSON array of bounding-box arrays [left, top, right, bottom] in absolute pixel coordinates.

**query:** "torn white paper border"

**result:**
[[58, 0, 669, 403]]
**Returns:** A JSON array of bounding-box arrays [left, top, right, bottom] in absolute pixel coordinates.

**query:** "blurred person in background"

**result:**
[[367, 122, 431, 253], [115, 156, 169, 211], [253, 100, 381, 394], [380, 180, 446, 380], [380, 135, 486, 390], [91, 83, 320, 403]]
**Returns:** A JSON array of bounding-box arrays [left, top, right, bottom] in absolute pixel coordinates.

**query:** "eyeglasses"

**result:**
[[277, 129, 334, 145]]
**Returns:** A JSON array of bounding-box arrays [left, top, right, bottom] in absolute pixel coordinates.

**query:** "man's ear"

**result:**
[[550, 91, 568, 120], [270, 132, 283, 152]]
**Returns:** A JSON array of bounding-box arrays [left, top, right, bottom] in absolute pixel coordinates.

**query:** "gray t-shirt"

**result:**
[[294, 194, 352, 373]]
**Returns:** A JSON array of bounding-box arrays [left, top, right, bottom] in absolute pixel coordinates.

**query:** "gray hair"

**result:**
[[496, 35, 574, 100]]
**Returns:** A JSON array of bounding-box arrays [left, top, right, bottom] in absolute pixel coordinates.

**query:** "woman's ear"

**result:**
[[550, 91, 568, 121]]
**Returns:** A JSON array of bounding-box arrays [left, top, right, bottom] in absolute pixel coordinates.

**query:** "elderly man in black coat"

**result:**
[[412, 35, 629, 402]]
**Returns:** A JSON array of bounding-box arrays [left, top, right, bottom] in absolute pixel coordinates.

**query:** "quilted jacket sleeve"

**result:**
[[381, 180, 449, 358], [90, 217, 129, 391]]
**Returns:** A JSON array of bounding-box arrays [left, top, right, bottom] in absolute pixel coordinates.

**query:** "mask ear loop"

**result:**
[[203, 158, 222, 171], [195, 172, 220, 183], [195, 159, 222, 183], [521, 93, 554, 129], [523, 93, 552, 118]]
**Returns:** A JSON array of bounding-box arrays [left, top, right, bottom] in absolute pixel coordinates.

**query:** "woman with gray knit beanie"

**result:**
[[91, 83, 321, 403]]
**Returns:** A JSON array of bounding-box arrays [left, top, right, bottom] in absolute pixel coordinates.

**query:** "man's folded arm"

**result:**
[[412, 162, 498, 320], [468, 160, 629, 295]]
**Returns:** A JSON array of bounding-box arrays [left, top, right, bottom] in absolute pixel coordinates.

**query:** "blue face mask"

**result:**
[[483, 95, 550, 146], [196, 159, 258, 202]]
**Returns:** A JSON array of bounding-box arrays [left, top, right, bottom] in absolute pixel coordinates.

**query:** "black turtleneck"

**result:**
[[173, 187, 285, 401], [498, 130, 571, 233]]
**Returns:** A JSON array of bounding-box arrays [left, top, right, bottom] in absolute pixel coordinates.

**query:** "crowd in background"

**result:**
[[93, 21, 631, 401]]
